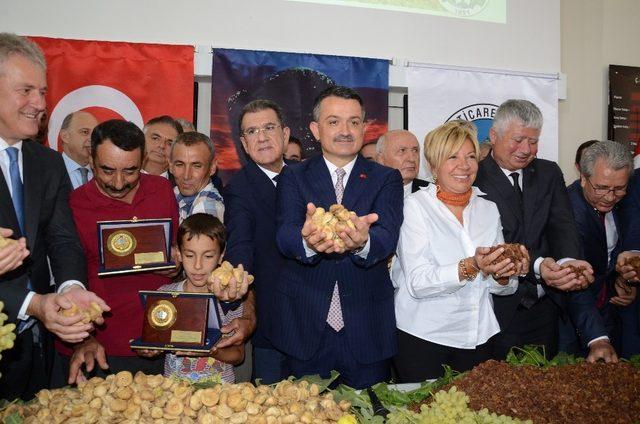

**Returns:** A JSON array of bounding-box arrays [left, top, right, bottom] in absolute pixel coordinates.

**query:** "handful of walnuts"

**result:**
[[625, 256, 640, 277], [487, 243, 528, 266], [210, 261, 254, 289], [311, 205, 356, 250], [59, 301, 104, 324], [561, 264, 587, 279]]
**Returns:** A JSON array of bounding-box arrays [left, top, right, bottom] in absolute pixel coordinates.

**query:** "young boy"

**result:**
[[158, 213, 244, 383]]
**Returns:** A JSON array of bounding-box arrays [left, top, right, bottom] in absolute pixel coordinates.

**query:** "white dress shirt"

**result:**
[[392, 185, 518, 349], [62, 152, 93, 189], [0, 137, 84, 321], [403, 182, 413, 199], [257, 164, 280, 187], [303, 156, 370, 258]]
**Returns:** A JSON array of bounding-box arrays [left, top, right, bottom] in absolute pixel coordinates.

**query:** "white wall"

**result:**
[[560, 0, 640, 181]]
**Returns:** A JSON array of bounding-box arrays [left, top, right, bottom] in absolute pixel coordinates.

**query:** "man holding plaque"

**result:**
[[61, 119, 180, 384], [0, 33, 109, 401], [272, 86, 403, 389]]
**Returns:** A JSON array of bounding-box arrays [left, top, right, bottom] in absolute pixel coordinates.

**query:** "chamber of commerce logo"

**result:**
[[446, 103, 498, 143], [438, 0, 489, 17]]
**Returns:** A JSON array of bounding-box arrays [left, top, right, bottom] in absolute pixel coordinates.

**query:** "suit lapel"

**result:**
[[22, 141, 42, 244], [246, 161, 277, 218], [522, 162, 538, 230], [482, 155, 524, 225], [342, 155, 368, 211], [307, 156, 336, 208], [0, 169, 20, 232]]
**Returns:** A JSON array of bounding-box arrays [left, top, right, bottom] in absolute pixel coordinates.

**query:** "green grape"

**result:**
[[0, 301, 17, 378], [385, 387, 532, 424]]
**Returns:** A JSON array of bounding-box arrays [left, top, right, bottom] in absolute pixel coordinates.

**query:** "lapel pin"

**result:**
[[359, 173, 367, 179]]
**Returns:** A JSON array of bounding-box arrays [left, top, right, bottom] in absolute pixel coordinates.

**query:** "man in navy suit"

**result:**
[[564, 141, 638, 362], [223, 99, 290, 383], [617, 167, 640, 357], [271, 86, 403, 389]]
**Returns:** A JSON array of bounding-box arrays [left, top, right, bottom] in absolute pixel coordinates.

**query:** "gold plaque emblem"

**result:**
[[107, 230, 137, 257], [148, 300, 177, 330]]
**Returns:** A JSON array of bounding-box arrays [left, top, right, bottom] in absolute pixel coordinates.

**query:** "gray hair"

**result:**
[[0, 33, 46, 73], [492, 99, 543, 136], [170, 131, 215, 162], [175, 118, 196, 132], [580, 140, 633, 178], [376, 134, 387, 155], [61, 112, 75, 131]]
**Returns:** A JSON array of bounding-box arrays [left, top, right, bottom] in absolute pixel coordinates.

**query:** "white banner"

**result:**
[[408, 66, 558, 180]]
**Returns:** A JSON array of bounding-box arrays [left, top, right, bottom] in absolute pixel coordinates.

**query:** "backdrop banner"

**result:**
[[211, 48, 388, 183], [607, 65, 640, 168], [407, 65, 558, 180], [30, 36, 194, 152]]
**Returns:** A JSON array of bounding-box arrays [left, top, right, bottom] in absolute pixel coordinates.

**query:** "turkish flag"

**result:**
[[29, 37, 194, 151]]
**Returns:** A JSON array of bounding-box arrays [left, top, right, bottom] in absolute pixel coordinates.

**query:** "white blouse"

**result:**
[[391, 184, 518, 349]]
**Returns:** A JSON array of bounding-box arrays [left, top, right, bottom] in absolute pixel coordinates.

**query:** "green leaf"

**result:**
[[2, 412, 23, 424], [297, 370, 340, 392]]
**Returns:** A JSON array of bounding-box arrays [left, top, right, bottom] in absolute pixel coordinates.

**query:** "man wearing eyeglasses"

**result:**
[[223, 99, 290, 383], [564, 140, 639, 362]]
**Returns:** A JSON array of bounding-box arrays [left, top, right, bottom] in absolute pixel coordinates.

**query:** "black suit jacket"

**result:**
[[411, 178, 429, 193], [0, 141, 86, 322], [223, 160, 285, 349], [474, 154, 581, 328]]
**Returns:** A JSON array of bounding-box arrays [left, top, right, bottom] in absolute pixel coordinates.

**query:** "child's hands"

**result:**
[[136, 348, 162, 358]]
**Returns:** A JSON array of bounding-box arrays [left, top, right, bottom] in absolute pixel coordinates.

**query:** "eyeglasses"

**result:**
[[242, 123, 281, 139], [585, 177, 627, 197]]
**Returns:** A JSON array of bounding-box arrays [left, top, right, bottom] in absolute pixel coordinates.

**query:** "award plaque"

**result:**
[[97, 218, 176, 276], [130, 291, 223, 353]]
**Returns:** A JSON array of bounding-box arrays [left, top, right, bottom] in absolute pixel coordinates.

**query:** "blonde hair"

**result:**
[[424, 120, 479, 172]]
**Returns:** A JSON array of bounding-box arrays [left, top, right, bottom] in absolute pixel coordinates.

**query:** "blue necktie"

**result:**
[[7, 147, 34, 333], [6, 147, 24, 236]]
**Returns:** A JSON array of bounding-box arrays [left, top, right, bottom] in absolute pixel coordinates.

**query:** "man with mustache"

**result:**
[[271, 86, 403, 388], [60, 110, 98, 189], [375, 129, 428, 198], [58, 119, 180, 384]]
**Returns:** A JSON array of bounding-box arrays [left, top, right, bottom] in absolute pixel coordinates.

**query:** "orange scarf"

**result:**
[[436, 185, 472, 207]]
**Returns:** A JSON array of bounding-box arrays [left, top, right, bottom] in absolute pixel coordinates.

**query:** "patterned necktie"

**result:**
[[7, 147, 24, 235], [79, 167, 89, 185], [334, 168, 346, 204], [326, 167, 346, 332]]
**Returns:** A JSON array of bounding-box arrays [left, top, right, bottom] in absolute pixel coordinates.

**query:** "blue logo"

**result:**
[[445, 103, 498, 143]]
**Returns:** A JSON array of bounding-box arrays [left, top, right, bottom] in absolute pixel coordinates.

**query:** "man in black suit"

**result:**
[[564, 141, 638, 362], [0, 33, 108, 400], [223, 99, 289, 383], [376, 129, 428, 197], [474, 99, 594, 360]]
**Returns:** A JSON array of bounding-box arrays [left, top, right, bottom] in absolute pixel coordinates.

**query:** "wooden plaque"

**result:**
[[102, 225, 167, 270], [141, 295, 208, 347]]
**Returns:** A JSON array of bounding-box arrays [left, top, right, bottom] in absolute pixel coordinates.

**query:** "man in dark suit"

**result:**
[[223, 99, 290, 384], [617, 168, 640, 357], [474, 99, 593, 360], [271, 86, 403, 389], [564, 141, 638, 362], [375, 129, 428, 197], [0, 33, 108, 400]]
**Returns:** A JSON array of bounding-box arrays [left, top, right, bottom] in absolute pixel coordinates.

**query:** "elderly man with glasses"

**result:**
[[563, 140, 640, 362]]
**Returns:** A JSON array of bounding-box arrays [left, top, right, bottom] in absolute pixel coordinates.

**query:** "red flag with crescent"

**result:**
[[29, 36, 194, 151]]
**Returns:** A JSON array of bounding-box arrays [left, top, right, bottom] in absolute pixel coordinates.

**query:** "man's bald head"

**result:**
[[376, 129, 420, 185], [60, 110, 99, 166]]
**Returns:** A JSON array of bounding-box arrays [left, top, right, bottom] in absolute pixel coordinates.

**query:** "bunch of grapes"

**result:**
[[386, 387, 531, 424], [0, 301, 17, 378]]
